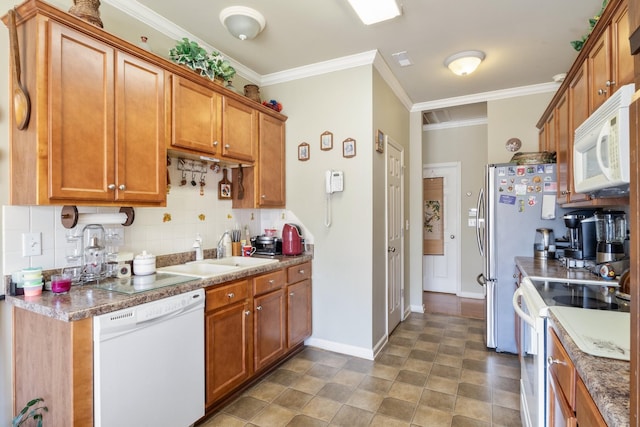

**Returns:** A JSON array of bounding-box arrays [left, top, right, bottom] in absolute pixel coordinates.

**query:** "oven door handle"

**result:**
[[512, 288, 536, 328]]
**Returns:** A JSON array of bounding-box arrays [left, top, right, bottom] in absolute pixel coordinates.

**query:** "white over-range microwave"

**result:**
[[573, 83, 635, 195]]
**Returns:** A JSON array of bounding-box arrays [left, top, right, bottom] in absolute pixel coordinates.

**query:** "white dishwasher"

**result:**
[[94, 289, 205, 427]]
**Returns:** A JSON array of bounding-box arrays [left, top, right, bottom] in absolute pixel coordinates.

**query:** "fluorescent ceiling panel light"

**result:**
[[392, 51, 413, 67], [347, 0, 401, 25]]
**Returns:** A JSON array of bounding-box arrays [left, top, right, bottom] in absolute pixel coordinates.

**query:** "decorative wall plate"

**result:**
[[505, 138, 522, 152]]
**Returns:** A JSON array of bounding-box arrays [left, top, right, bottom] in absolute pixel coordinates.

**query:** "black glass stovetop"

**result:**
[[530, 280, 620, 311]]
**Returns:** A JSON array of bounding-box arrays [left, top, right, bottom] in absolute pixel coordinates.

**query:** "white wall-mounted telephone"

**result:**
[[325, 170, 344, 194]]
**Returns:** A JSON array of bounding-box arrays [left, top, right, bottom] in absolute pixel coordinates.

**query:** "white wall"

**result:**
[[262, 67, 378, 357], [423, 124, 488, 297], [487, 92, 554, 163], [372, 69, 410, 345]]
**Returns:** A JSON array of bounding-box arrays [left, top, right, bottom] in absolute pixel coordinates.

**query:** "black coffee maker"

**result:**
[[563, 210, 596, 260]]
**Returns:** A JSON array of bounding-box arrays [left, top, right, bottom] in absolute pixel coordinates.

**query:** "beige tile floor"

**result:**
[[200, 310, 522, 427]]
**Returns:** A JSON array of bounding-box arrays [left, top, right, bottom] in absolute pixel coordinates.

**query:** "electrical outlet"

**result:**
[[22, 232, 42, 257]]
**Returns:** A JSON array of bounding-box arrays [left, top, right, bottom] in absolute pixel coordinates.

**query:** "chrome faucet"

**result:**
[[216, 231, 229, 259]]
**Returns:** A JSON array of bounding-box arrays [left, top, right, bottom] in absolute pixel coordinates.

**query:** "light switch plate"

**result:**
[[22, 232, 42, 257]]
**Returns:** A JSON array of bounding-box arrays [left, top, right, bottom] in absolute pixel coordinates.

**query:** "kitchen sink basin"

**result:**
[[189, 256, 279, 268], [157, 263, 240, 278]]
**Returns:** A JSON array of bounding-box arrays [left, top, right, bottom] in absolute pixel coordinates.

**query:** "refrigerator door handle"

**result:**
[[476, 273, 486, 287], [475, 187, 485, 257]]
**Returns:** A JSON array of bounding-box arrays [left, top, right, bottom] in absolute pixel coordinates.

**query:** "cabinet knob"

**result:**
[[606, 80, 615, 87], [227, 292, 235, 299], [268, 279, 275, 285], [261, 194, 267, 199], [118, 184, 126, 191], [225, 144, 230, 149], [212, 141, 219, 146], [256, 305, 263, 311], [245, 310, 250, 316], [298, 270, 305, 274], [547, 356, 566, 367], [598, 88, 607, 96], [289, 292, 295, 296], [108, 184, 116, 190]]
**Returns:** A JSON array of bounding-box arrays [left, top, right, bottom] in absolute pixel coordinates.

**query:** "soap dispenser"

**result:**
[[193, 234, 203, 261], [223, 231, 232, 258]]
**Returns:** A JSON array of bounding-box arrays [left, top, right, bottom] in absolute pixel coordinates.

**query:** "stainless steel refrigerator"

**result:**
[[476, 163, 567, 353]]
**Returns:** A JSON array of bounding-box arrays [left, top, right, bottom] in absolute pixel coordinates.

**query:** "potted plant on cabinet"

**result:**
[[169, 38, 236, 82], [12, 398, 48, 427]]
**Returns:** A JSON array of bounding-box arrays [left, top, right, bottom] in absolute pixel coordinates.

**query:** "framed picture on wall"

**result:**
[[320, 131, 333, 151], [343, 138, 356, 158], [298, 142, 310, 161], [376, 130, 385, 153]]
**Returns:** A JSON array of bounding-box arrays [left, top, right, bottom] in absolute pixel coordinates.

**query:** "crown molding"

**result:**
[[101, 0, 261, 83], [103, 0, 560, 112], [423, 117, 488, 131], [411, 82, 561, 112]]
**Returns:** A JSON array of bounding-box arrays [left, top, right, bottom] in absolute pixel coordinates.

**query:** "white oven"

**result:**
[[513, 277, 548, 427]]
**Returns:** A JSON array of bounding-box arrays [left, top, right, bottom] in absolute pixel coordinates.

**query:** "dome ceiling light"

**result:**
[[219, 6, 266, 41], [444, 51, 485, 76]]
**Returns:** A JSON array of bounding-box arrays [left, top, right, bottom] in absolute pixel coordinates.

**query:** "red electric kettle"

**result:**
[[282, 223, 303, 256]]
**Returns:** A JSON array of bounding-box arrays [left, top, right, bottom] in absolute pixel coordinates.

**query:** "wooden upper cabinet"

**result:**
[[538, 126, 548, 152], [556, 92, 570, 204], [257, 113, 286, 207], [589, 29, 611, 111], [222, 97, 258, 162], [46, 20, 165, 205], [611, 0, 634, 90], [169, 75, 222, 156], [568, 63, 591, 203], [589, 0, 633, 111]]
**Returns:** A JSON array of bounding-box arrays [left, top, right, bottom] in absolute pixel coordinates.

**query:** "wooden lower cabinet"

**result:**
[[204, 261, 312, 412], [575, 376, 607, 427], [548, 327, 607, 427], [13, 308, 93, 426], [205, 298, 252, 406], [286, 261, 313, 348], [254, 288, 287, 371]]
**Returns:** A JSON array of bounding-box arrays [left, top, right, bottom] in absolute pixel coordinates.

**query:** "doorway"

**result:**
[[386, 138, 404, 334], [422, 162, 460, 294]]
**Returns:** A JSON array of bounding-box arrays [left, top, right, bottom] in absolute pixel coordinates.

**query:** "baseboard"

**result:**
[[409, 304, 425, 313], [304, 336, 374, 360], [372, 334, 387, 359], [456, 291, 484, 299]]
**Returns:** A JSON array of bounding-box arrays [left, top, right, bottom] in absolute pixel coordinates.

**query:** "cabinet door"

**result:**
[[170, 75, 222, 155], [568, 63, 590, 203], [588, 30, 611, 111], [205, 301, 252, 405], [611, 1, 634, 91], [575, 376, 607, 427], [538, 127, 547, 152], [48, 21, 115, 202], [549, 372, 577, 427], [222, 97, 257, 162], [254, 289, 286, 371], [257, 113, 286, 207], [115, 52, 165, 203], [556, 92, 570, 204], [287, 279, 312, 348]]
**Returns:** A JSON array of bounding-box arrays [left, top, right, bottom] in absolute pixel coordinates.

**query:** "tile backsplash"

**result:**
[[2, 163, 312, 276]]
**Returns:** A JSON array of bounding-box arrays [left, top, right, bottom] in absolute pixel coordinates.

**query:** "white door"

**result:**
[[387, 140, 404, 333], [423, 163, 460, 294]]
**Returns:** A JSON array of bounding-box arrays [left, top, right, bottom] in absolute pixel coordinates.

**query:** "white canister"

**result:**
[[133, 250, 156, 276]]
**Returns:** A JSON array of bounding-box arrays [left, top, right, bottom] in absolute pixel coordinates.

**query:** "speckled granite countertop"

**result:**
[[515, 256, 619, 286], [549, 312, 629, 427], [516, 256, 629, 426], [5, 254, 312, 322]]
